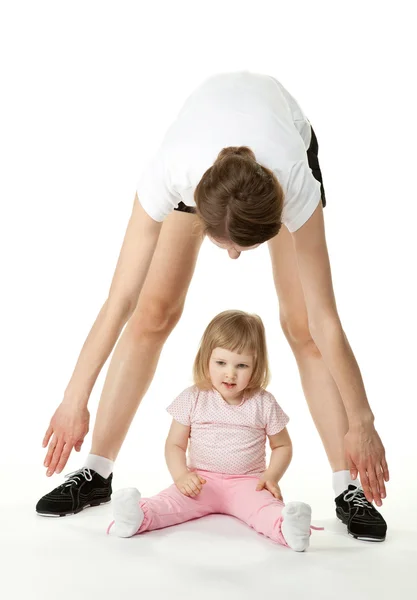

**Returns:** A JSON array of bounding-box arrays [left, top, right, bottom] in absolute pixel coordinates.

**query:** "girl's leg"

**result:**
[[221, 476, 311, 551], [268, 218, 349, 472], [110, 473, 220, 538], [91, 209, 203, 460]]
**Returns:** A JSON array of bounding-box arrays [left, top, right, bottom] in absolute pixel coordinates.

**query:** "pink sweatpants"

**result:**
[[136, 470, 290, 547]]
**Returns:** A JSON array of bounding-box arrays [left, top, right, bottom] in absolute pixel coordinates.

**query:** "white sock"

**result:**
[[112, 488, 144, 538], [84, 454, 114, 479], [281, 502, 312, 552], [332, 470, 360, 498]]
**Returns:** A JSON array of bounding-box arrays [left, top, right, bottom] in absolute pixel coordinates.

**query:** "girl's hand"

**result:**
[[175, 472, 207, 497], [256, 474, 283, 501]]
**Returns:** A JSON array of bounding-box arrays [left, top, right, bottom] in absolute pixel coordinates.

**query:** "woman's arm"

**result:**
[[63, 195, 162, 407], [292, 203, 372, 425], [43, 194, 162, 470], [292, 202, 389, 500]]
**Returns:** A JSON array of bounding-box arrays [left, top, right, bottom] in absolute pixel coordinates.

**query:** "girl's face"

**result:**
[[208, 347, 255, 403]]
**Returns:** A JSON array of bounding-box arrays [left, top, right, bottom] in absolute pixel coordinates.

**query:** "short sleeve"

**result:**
[[265, 395, 290, 436], [166, 386, 197, 426], [136, 152, 180, 222], [280, 160, 321, 232]]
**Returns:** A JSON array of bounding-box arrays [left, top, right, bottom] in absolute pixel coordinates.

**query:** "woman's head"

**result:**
[[193, 310, 270, 396], [194, 147, 284, 249]]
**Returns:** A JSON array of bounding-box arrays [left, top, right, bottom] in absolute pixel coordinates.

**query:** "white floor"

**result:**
[[4, 469, 417, 600]]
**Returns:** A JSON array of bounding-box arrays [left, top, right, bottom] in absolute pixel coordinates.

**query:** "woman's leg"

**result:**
[[268, 223, 349, 472], [91, 210, 203, 460]]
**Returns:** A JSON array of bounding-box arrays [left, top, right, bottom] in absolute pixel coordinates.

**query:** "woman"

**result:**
[[37, 71, 388, 541]]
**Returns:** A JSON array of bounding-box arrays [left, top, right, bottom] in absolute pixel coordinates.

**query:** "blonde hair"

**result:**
[[194, 147, 284, 246], [193, 310, 270, 392]]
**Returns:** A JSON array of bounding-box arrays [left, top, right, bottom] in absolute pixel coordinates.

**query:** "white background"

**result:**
[[1, 1, 416, 598]]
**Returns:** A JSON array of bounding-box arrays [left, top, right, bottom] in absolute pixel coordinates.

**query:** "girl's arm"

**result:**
[[165, 419, 190, 482], [264, 428, 293, 482]]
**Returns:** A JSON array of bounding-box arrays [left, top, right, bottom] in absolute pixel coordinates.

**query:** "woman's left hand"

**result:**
[[344, 425, 389, 507], [256, 474, 283, 501]]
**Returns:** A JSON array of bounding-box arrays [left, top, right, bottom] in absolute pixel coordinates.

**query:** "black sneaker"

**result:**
[[335, 484, 387, 542], [36, 468, 112, 517]]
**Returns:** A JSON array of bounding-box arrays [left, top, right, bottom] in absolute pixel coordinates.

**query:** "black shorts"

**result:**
[[174, 124, 326, 213], [307, 125, 326, 207]]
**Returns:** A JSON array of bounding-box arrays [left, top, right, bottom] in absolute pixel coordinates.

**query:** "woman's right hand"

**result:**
[[42, 401, 90, 476], [175, 472, 207, 497]]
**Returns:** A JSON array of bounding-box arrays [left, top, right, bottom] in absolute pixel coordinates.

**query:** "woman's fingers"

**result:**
[[74, 441, 83, 452], [44, 435, 57, 469], [55, 443, 73, 475], [367, 462, 382, 506], [42, 425, 53, 449], [382, 457, 390, 483], [358, 466, 373, 503], [47, 439, 65, 476], [346, 453, 358, 481], [377, 464, 386, 499]]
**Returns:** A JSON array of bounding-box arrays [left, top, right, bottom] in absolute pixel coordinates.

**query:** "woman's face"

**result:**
[[208, 236, 261, 259]]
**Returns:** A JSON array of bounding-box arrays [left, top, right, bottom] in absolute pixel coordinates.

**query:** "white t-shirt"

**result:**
[[136, 71, 322, 233]]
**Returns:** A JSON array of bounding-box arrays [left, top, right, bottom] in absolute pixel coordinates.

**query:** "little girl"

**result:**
[[108, 310, 316, 552]]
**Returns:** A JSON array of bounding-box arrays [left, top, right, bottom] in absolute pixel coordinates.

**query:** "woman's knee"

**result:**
[[280, 312, 321, 358], [128, 297, 184, 340]]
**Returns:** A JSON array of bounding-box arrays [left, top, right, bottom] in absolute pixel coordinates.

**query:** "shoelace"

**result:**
[[63, 467, 93, 488], [107, 520, 115, 535], [343, 487, 371, 508]]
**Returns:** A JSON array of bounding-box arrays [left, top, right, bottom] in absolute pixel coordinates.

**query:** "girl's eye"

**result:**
[[216, 361, 225, 366], [237, 364, 248, 368]]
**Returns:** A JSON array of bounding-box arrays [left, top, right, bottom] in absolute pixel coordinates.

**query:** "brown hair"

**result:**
[[194, 147, 284, 246], [193, 310, 270, 392]]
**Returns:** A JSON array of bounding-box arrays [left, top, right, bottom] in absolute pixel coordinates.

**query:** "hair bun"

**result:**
[[216, 146, 256, 161]]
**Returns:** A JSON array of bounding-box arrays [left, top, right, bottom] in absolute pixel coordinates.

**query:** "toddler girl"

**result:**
[[108, 310, 315, 552]]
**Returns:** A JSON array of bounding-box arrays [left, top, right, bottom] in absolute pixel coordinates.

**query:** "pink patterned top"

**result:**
[[166, 385, 289, 475]]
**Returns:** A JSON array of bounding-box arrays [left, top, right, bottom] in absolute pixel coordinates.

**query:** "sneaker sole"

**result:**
[[36, 497, 111, 517], [348, 533, 386, 542], [336, 509, 386, 542]]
